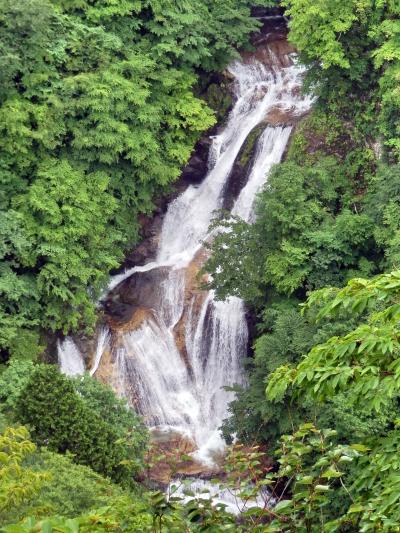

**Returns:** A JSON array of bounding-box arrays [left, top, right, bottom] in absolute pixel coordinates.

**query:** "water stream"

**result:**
[[58, 46, 312, 466], [168, 478, 273, 515]]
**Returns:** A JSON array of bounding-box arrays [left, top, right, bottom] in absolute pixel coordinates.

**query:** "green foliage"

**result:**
[[15, 365, 145, 485], [262, 424, 361, 532], [204, 214, 264, 302], [0, 374, 150, 531], [348, 425, 400, 531], [2, 421, 396, 532], [268, 271, 400, 411], [0, 363, 148, 481], [128, 425, 361, 532], [0, 426, 46, 518], [283, 0, 400, 158], [222, 303, 316, 443], [0, 359, 35, 412], [372, 2, 400, 158], [263, 270, 400, 528], [222, 299, 374, 445], [207, 132, 392, 456], [256, 158, 373, 294], [283, 0, 369, 70], [206, 268, 400, 529], [266, 270, 400, 411], [72, 374, 148, 465], [207, 156, 376, 301], [364, 164, 400, 269], [1, 497, 154, 533], [17, 159, 121, 333], [2, 495, 153, 533], [1, 449, 131, 525], [5, 331, 44, 363], [317, 391, 395, 442]]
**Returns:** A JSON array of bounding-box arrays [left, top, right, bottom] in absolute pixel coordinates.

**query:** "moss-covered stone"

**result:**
[[238, 123, 266, 167], [221, 123, 266, 210], [287, 110, 351, 164], [204, 82, 233, 121]]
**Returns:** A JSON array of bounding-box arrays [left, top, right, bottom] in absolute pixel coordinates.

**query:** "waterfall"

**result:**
[[187, 295, 248, 463], [58, 327, 109, 378], [60, 46, 312, 465], [89, 327, 110, 376], [57, 337, 85, 376], [232, 126, 292, 222], [102, 49, 313, 465]]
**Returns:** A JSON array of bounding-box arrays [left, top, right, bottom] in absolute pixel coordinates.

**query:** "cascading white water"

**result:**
[[104, 50, 313, 465], [169, 478, 273, 515], [57, 337, 85, 376], [188, 295, 248, 463], [57, 327, 109, 378], [89, 327, 110, 377], [156, 58, 310, 265], [232, 126, 292, 222], [59, 46, 312, 464]]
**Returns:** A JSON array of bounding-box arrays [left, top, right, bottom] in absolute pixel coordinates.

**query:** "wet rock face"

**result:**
[[105, 247, 210, 335], [250, 6, 287, 46], [105, 266, 171, 325], [144, 429, 222, 485], [243, 37, 295, 69], [180, 136, 213, 185]]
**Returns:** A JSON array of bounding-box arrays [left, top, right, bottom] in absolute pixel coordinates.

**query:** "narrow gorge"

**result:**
[[58, 23, 312, 472]]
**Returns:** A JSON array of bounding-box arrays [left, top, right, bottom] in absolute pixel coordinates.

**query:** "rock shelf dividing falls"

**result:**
[[58, 36, 313, 468]]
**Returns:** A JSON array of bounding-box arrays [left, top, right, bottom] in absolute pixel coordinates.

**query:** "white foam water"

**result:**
[[57, 337, 85, 376], [169, 478, 274, 515], [89, 327, 110, 376]]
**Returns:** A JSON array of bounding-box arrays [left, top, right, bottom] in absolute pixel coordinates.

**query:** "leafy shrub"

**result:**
[[0, 359, 36, 412], [72, 374, 148, 469], [1, 449, 128, 525], [15, 365, 144, 485]]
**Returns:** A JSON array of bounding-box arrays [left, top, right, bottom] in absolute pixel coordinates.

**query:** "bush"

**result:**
[[1, 449, 127, 525], [15, 365, 143, 485], [0, 359, 36, 412], [72, 374, 148, 466]]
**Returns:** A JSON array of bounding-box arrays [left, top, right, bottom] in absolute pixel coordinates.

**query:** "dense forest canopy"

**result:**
[[2, 0, 400, 531]]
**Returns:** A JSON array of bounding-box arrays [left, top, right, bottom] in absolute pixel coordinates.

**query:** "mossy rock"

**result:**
[[221, 123, 267, 210], [205, 83, 233, 121], [287, 110, 351, 164], [237, 123, 266, 168]]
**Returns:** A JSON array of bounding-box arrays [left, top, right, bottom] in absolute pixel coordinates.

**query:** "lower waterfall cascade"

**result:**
[[58, 39, 313, 466]]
